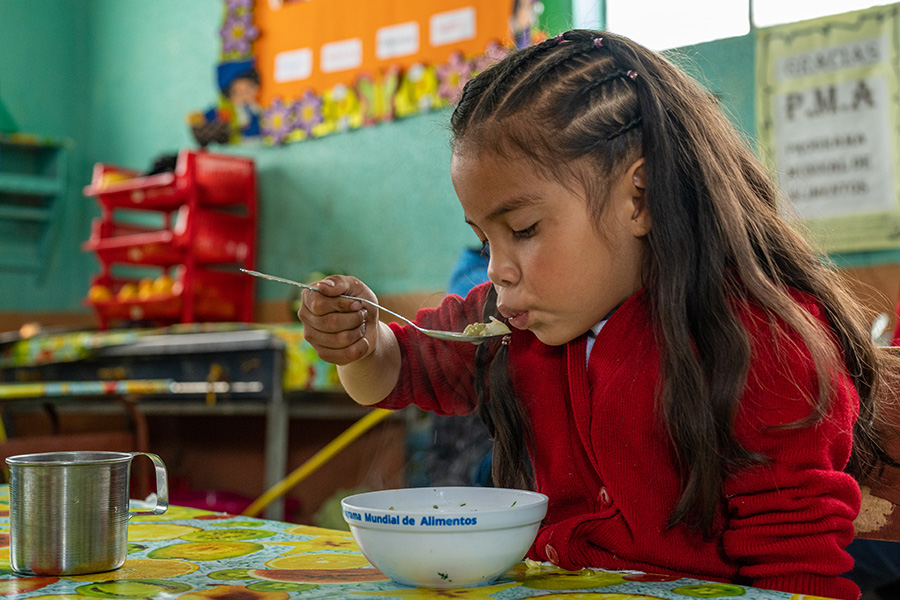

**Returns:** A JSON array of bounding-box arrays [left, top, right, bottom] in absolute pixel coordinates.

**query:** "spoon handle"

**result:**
[[240, 269, 319, 291], [240, 269, 417, 328]]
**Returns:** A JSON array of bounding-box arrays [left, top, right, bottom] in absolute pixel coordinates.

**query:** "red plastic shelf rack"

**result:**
[[82, 150, 257, 330]]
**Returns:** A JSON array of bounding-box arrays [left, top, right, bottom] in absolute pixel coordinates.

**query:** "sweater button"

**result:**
[[545, 543, 559, 566], [598, 486, 611, 507]]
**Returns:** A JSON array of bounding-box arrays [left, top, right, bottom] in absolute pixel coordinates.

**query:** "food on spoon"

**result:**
[[463, 317, 511, 337]]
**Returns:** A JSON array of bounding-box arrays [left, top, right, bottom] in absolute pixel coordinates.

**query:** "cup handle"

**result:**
[[128, 452, 169, 516]]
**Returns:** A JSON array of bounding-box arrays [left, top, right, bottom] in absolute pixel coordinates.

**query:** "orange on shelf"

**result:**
[[117, 283, 139, 301], [152, 274, 174, 296], [88, 284, 113, 303], [98, 171, 134, 188], [84, 270, 243, 325]]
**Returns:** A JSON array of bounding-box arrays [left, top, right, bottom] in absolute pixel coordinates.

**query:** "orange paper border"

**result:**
[[253, 0, 512, 105]]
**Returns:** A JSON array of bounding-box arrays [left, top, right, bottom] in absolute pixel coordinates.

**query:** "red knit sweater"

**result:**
[[377, 283, 861, 600]]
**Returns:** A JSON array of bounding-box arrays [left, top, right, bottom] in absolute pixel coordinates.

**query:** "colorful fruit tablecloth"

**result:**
[[0, 486, 836, 600]]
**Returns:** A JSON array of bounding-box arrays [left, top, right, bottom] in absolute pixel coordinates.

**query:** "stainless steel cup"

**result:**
[[7, 451, 168, 576]]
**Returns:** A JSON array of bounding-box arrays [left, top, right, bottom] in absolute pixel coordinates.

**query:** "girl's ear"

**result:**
[[626, 159, 651, 237]]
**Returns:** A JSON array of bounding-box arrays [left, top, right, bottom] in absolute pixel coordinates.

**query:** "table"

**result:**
[[0, 325, 350, 520], [0, 487, 833, 600]]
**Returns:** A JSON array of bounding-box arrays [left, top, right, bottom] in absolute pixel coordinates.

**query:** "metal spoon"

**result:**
[[240, 269, 508, 344]]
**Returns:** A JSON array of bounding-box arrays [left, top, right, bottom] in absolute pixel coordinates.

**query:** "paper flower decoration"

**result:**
[[471, 41, 510, 75], [393, 63, 439, 118], [295, 90, 325, 138], [220, 14, 259, 57], [225, 0, 253, 14], [321, 84, 363, 134], [437, 52, 473, 104], [262, 98, 297, 145], [356, 67, 400, 125]]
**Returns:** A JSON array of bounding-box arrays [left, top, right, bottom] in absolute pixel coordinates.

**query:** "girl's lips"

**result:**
[[506, 311, 529, 330], [498, 302, 529, 329]]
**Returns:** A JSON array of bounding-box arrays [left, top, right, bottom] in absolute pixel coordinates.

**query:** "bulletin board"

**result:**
[[756, 4, 900, 255], [254, 0, 511, 103], [205, 0, 539, 146]]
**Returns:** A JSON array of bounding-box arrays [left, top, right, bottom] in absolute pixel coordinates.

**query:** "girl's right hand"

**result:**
[[297, 275, 378, 366]]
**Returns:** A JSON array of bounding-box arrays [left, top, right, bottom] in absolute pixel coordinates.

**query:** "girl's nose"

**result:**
[[487, 249, 518, 287]]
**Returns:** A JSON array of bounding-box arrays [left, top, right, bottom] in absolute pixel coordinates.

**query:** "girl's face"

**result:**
[[451, 149, 650, 346]]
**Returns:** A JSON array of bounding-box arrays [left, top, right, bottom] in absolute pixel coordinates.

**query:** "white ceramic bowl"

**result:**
[[341, 486, 548, 588]]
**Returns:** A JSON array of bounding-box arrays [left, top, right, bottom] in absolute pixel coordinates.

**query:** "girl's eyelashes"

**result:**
[[512, 223, 538, 240], [473, 221, 536, 254]]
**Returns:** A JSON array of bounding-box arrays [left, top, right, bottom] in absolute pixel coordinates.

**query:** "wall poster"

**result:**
[[756, 4, 900, 254], [191, 0, 543, 147]]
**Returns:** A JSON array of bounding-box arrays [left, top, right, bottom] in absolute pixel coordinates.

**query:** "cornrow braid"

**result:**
[[606, 114, 643, 141], [451, 67, 495, 132], [452, 45, 537, 133], [559, 67, 639, 122], [582, 68, 636, 96], [465, 35, 564, 128], [496, 37, 605, 118]]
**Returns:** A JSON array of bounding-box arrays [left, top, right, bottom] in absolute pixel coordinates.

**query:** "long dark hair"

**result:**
[[454, 29, 893, 535]]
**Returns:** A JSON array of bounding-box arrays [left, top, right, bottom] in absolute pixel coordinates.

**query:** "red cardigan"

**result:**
[[376, 283, 861, 600]]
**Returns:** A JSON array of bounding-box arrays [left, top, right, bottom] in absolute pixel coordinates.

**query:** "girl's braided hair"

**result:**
[[452, 29, 894, 536]]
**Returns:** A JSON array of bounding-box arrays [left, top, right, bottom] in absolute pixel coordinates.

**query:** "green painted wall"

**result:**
[[0, 0, 759, 314], [673, 33, 756, 142], [0, 0, 91, 311]]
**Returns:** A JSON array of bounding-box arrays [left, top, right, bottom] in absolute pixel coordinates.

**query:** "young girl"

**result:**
[[299, 29, 892, 600]]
